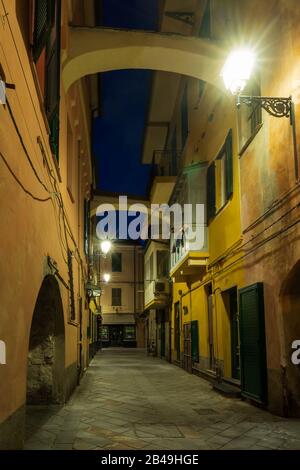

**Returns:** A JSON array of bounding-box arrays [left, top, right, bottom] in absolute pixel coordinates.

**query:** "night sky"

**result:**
[[93, 0, 159, 197]]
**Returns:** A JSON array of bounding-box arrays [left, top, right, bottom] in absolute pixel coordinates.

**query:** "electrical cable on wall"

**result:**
[[0, 13, 88, 282], [0, 150, 52, 203], [5, 97, 51, 195]]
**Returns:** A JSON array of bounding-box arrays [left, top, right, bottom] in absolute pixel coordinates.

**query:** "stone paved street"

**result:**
[[25, 349, 300, 450]]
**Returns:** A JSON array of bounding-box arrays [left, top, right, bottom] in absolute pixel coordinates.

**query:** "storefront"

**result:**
[[99, 314, 137, 348]]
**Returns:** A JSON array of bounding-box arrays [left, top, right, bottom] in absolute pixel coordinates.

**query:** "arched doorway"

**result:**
[[26, 276, 65, 405], [281, 261, 300, 417]]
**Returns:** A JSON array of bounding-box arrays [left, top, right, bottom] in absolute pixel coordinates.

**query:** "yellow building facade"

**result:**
[[141, 0, 300, 415], [169, 77, 244, 384]]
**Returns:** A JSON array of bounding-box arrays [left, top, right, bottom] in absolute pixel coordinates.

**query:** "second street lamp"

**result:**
[[101, 240, 112, 256]]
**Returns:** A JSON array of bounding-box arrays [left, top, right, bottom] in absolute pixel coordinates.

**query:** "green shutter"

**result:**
[[33, 0, 53, 62], [45, 1, 61, 161], [181, 86, 189, 149], [207, 163, 216, 223], [191, 320, 199, 363], [84, 199, 90, 256], [68, 249, 76, 321], [49, 107, 60, 162], [225, 129, 233, 200], [239, 283, 268, 404], [171, 128, 177, 175], [199, 0, 211, 38]]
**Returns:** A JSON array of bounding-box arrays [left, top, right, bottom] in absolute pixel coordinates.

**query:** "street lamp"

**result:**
[[221, 48, 255, 95], [100, 240, 112, 256], [221, 48, 293, 118], [221, 48, 298, 179], [103, 273, 111, 283]]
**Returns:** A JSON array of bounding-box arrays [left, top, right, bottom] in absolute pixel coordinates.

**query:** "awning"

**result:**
[[102, 314, 136, 325]]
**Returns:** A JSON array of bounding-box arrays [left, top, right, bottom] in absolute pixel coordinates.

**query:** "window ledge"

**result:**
[[239, 123, 263, 157]]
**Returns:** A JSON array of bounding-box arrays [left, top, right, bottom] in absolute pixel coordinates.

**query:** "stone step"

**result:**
[[212, 381, 241, 398]]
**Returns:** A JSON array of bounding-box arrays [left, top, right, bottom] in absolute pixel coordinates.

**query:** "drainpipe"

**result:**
[[77, 141, 82, 383], [212, 279, 222, 383], [134, 246, 136, 315], [134, 246, 137, 346]]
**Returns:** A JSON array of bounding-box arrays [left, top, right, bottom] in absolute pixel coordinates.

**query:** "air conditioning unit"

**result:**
[[154, 281, 167, 295]]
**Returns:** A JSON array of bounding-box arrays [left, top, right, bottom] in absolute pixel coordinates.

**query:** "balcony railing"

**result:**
[[151, 149, 183, 178], [170, 223, 208, 272]]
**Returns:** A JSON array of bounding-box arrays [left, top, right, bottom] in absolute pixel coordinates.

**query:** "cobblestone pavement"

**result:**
[[25, 349, 300, 450]]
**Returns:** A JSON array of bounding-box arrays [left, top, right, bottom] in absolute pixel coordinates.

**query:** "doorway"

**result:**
[[160, 310, 166, 358], [183, 320, 199, 373], [205, 284, 215, 371], [109, 325, 124, 347], [174, 302, 181, 362], [223, 287, 240, 380], [183, 323, 192, 373], [229, 288, 240, 380], [239, 283, 267, 404], [26, 276, 65, 405]]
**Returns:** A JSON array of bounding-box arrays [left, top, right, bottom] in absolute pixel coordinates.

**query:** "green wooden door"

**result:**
[[229, 289, 240, 380], [191, 320, 199, 363], [161, 313, 166, 358], [239, 283, 268, 404], [174, 302, 180, 361]]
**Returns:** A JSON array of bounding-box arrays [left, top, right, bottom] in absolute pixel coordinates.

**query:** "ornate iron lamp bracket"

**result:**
[[237, 95, 292, 119]]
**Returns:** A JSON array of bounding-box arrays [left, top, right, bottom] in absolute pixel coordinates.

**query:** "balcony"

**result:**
[[144, 278, 171, 311], [148, 150, 182, 204], [170, 223, 209, 281], [144, 241, 170, 311], [169, 162, 209, 281]]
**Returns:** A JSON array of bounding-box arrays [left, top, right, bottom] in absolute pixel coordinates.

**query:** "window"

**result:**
[[145, 258, 150, 283], [171, 128, 178, 175], [199, 79, 206, 99], [157, 251, 169, 279], [84, 199, 90, 256], [207, 130, 233, 223], [101, 326, 109, 341], [238, 76, 262, 153], [67, 119, 74, 201], [181, 85, 189, 150], [199, 0, 211, 38], [112, 288, 122, 306], [32, 0, 53, 61], [207, 163, 216, 222], [32, 0, 61, 162], [112, 253, 122, 272], [124, 325, 136, 340], [67, 249, 76, 321], [215, 149, 227, 212], [149, 253, 154, 281]]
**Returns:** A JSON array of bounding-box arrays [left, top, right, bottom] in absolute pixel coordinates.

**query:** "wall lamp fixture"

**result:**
[[221, 48, 298, 179]]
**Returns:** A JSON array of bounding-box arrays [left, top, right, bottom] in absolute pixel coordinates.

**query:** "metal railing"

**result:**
[[152, 149, 183, 177]]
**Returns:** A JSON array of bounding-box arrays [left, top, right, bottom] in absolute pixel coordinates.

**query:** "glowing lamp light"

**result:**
[[221, 49, 255, 95], [103, 273, 111, 283], [100, 240, 112, 255]]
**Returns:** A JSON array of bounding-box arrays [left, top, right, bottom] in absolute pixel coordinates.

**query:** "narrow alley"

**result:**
[[25, 350, 300, 451], [2, 0, 300, 456]]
